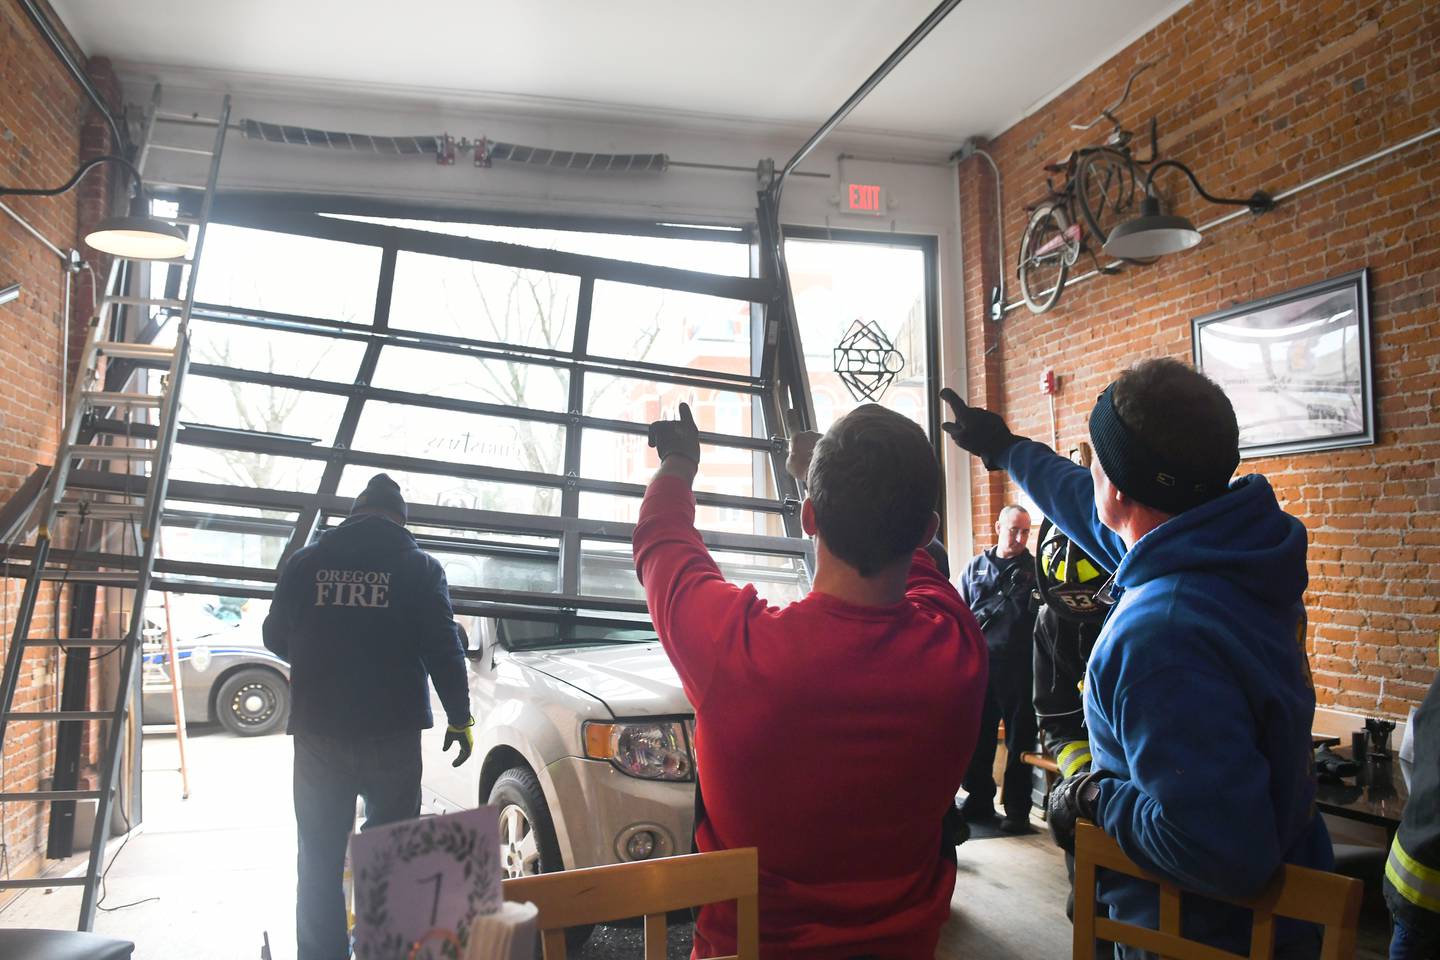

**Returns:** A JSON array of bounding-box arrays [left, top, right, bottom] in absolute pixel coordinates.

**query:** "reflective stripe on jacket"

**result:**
[[1384, 670, 1440, 931]]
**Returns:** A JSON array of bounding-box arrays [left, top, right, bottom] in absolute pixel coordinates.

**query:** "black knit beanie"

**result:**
[[1088, 382, 1237, 514], [352, 473, 408, 523]]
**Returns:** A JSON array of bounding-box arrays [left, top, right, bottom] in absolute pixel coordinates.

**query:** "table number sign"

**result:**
[[351, 806, 502, 959]]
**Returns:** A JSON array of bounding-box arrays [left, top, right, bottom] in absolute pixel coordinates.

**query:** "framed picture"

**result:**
[[1192, 269, 1374, 459]]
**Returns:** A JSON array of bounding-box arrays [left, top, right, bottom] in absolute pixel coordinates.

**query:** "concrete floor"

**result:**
[[0, 731, 1386, 959], [0, 729, 1075, 958]]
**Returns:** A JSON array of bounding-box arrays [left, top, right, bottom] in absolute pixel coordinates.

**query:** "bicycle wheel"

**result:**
[[1076, 148, 1144, 256], [1018, 202, 1073, 314]]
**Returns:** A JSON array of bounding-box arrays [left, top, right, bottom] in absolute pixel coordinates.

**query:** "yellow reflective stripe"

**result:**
[[1388, 838, 1440, 913], [1056, 740, 1093, 777], [1394, 835, 1440, 887]]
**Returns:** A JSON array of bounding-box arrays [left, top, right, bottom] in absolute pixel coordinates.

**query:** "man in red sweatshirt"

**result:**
[[633, 402, 988, 959]]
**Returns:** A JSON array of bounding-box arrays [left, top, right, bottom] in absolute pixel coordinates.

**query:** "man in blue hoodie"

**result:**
[[939, 358, 1332, 958], [263, 474, 474, 960]]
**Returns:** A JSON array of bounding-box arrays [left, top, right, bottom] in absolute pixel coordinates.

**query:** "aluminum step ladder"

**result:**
[[0, 87, 229, 931]]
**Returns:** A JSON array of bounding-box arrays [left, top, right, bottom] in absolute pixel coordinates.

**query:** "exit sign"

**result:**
[[844, 182, 885, 215]]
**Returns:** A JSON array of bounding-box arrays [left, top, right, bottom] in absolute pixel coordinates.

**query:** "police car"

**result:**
[[140, 601, 291, 737]]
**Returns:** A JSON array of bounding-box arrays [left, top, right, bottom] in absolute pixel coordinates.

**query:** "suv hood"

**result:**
[[512, 642, 692, 719]]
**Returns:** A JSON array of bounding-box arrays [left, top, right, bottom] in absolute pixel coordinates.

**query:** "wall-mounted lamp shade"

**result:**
[[84, 215, 189, 260], [1102, 196, 1203, 260], [0, 282, 20, 306]]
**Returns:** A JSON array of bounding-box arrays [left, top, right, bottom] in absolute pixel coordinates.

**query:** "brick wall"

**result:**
[[956, 0, 1439, 719], [0, 0, 112, 885]]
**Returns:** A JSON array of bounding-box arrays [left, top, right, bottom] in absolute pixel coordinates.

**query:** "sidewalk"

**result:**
[[0, 727, 298, 958]]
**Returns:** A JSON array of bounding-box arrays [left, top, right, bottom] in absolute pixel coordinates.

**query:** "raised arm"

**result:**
[[633, 404, 760, 708], [938, 388, 1125, 573], [1001, 440, 1126, 573]]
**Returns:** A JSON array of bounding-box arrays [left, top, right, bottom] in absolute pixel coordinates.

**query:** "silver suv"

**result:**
[[420, 617, 695, 896]]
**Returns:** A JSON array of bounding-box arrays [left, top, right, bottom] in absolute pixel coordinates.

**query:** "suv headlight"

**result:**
[[583, 720, 694, 781]]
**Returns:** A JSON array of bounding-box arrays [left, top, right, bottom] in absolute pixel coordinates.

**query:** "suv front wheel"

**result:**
[[489, 767, 592, 950]]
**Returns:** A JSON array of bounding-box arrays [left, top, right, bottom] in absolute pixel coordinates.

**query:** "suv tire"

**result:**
[[215, 667, 288, 737], [490, 767, 593, 951]]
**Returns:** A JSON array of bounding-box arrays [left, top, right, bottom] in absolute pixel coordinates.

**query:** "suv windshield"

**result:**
[[498, 618, 659, 651]]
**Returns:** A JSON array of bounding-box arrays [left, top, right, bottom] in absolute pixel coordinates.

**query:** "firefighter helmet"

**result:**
[[1034, 516, 1110, 624]]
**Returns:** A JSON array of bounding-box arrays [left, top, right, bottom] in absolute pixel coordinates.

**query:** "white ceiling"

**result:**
[[52, 0, 1191, 144]]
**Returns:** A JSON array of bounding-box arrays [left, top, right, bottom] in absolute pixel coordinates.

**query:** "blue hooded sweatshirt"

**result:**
[[1002, 439, 1333, 956]]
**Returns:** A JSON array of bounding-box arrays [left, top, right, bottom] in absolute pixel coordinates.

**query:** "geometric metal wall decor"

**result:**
[[833, 318, 905, 402]]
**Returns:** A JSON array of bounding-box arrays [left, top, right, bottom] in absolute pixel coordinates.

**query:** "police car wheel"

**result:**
[[490, 767, 592, 951], [216, 668, 288, 737]]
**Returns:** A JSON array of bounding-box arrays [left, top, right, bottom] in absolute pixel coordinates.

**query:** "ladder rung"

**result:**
[[22, 637, 127, 649], [163, 215, 200, 227], [0, 877, 90, 890], [156, 111, 223, 126], [96, 340, 176, 360], [38, 570, 140, 585], [101, 296, 186, 311], [147, 179, 207, 191], [5, 711, 118, 721], [56, 501, 145, 519], [83, 391, 163, 407], [69, 445, 157, 461], [150, 143, 213, 156], [1, 790, 102, 802]]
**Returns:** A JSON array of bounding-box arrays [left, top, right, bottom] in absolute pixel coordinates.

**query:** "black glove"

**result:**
[[938, 387, 1020, 471], [443, 717, 475, 768], [647, 402, 701, 465], [1047, 769, 1112, 852]]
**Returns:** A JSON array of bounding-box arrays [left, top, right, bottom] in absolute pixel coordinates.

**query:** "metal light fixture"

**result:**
[[84, 202, 189, 260], [1104, 159, 1275, 260], [0, 154, 188, 261], [0, 282, 19, 306]]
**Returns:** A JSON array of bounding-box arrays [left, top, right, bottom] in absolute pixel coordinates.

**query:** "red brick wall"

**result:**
[[0, 0, 112, 885], [957, 0, 1440, 719]]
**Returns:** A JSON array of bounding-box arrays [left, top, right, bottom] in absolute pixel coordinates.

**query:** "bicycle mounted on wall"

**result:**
[[1017, 61, 1159, 314]]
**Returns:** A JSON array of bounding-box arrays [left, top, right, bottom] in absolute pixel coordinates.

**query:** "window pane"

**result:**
[[389, 252, 580, 351], [371, 346, 569, 411], [714, 549, 810, 604], [428, 544, 560, 593], [583, 373, 756, 433], [159, 524, 290, 570], [190, 320, 367, 383], [336, 467, 560, 517], [179, 375, 347, 441], [195, 224, 381, 322], [578, 492, 786, 538], [588, 281, 751, 372], [326, 215, 750, 276], [351, 402, 565, 475], [787, 238, 931, 435], [580, 430, 768, 499], [170, 446, 325, 493], [581, 540, 807, 603], [153, 593, 273, 645]]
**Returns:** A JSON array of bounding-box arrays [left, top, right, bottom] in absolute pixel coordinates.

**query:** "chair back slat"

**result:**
[[503, 847, 759, 960], [644, 913, 667, 960], [1073, 822, 1362, 960]]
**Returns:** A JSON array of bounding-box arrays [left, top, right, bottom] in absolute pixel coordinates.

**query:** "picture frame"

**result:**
[[1191, 268, 1374, 459]]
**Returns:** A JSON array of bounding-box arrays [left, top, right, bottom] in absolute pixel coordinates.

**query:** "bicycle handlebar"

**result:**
[[1070, 60, 1158, 132]]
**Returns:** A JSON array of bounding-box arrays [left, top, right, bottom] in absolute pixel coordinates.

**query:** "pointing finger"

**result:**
[[678, 402, 696, 427], [938, 387, 966, 418]]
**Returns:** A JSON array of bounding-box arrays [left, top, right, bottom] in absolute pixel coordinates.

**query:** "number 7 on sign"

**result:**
[[417, 872, 444, 927]]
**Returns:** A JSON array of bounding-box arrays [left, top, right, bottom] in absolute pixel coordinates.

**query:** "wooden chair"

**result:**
[[1073, 822, 1362, 960], [502, 847, 759, 960]]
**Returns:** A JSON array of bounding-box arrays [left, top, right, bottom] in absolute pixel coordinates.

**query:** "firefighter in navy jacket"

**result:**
[[263, 473, 473, 960], [1385, 668, 1440, 958]]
